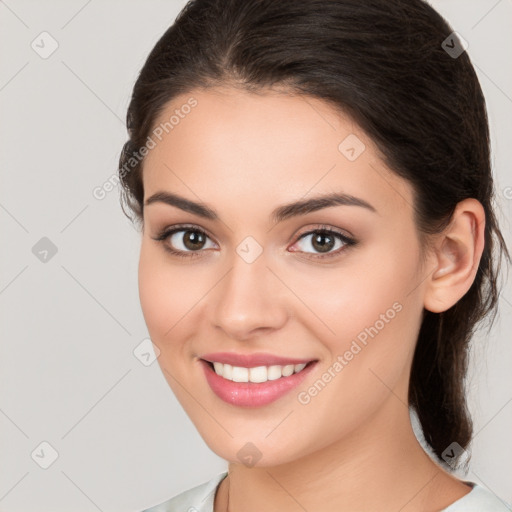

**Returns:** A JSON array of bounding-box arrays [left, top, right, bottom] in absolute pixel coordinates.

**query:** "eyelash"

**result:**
[[152, 223, 357, 260]]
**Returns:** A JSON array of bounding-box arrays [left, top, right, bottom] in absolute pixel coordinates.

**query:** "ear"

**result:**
[[423, 198, 486, 313]]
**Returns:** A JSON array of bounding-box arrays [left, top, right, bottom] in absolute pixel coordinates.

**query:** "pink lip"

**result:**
[[199, 358, 318, 407], [200, 351, 314, 367]]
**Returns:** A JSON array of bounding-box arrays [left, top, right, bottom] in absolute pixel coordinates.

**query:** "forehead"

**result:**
[[142, 87, 414, 220]]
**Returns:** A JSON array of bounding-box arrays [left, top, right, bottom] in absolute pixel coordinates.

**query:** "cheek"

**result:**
[[138, 246, 168, 338], [298, 237, 422, 395], [292, 246, 417, 349], [138, 242, 191, 349]]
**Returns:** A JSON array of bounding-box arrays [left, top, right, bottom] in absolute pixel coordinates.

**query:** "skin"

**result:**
[[138, 86, 485, 512]]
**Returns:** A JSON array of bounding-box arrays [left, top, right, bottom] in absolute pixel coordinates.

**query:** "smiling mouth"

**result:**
[[200, 358, 318, 407], [203, 360, 315, 383]]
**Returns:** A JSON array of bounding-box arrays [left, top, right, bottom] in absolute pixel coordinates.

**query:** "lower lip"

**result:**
[[200, 360, 317, 407]]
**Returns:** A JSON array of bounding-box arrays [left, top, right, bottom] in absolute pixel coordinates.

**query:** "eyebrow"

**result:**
[[144, 190, 377, 223]]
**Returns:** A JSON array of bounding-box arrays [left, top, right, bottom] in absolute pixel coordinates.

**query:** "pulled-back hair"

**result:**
[[118, 0, 510, 465]]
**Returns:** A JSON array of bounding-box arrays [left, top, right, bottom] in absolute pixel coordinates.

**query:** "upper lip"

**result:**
[[200, 352, 316, 367]]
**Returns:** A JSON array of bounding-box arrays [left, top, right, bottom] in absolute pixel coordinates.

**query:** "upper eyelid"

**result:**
[[157, 222, 351, 236], [158, 223, 217, 243]]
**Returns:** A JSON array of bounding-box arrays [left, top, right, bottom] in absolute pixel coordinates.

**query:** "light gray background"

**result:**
[[0, 1, 510, 510]]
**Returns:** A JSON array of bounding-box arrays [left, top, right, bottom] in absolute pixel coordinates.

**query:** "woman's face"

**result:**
[[138, 86, 431, 466]]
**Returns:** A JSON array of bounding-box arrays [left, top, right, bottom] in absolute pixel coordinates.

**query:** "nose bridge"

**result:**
[[211, 242, 287, 339]]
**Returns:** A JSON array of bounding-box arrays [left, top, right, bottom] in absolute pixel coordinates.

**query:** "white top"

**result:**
[[142, 471, 511, 512]]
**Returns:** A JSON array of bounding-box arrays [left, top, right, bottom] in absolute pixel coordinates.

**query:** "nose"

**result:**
[[210, 250, 289, 341]]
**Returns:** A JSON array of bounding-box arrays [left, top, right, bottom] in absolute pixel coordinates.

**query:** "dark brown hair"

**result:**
[[118, 0, 510, 466]]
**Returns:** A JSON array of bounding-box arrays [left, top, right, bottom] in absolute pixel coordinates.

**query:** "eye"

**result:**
[[152, 223, 357, 260], [290, 225, 356, 259], [152, 224, 216, 258]]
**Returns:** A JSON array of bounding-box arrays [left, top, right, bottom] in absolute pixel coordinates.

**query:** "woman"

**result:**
[[118, 0, 511, 510]]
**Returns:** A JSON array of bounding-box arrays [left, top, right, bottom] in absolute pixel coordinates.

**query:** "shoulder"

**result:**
[[141, 472, 228, 512], [442, 482, 511, 512]]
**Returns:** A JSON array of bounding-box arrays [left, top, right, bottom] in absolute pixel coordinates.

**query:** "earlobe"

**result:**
[[423, 199, 486, 314]]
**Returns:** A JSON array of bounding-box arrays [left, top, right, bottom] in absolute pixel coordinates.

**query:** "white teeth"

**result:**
[[232, 366, 249, 382], [282, 364, 294, 377], [210, 361, 309, 382], [267, 365, 282, 380], [223, 363, 233, 380], [249, 366, 267, 383]]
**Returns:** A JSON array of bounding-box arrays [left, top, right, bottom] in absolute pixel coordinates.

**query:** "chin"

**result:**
[[197, 428, 311, 468]]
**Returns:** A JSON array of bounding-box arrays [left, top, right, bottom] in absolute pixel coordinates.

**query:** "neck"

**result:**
[[217, 392, 470, 512]]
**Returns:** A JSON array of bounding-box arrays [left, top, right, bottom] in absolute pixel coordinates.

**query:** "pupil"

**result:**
[[312, 233, 334, 253], [184, 231, 205, 250]]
